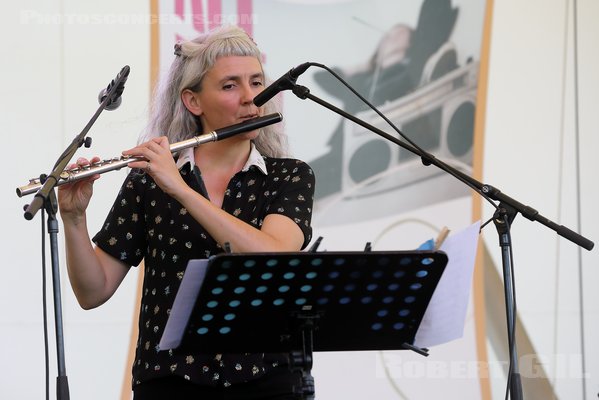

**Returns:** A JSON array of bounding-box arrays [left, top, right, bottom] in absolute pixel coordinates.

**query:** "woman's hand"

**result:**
[[123, 137, 189, 198], [58, 157, 101, 223]]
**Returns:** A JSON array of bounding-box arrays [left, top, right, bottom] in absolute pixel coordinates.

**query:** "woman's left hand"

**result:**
[[123, 137, 189, 197]]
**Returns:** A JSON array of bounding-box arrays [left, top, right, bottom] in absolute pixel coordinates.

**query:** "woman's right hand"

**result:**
[[57, 157, 101, 222]]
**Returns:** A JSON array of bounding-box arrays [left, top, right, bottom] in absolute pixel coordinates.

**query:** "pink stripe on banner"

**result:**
[[174, 0, 184, 19], [192, 0, 205, 33], [237, 0, 253, 37], [208, 0, 222, 31]]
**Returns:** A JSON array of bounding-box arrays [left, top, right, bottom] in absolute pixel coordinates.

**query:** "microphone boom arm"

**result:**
[[291, 84, 594, 251]]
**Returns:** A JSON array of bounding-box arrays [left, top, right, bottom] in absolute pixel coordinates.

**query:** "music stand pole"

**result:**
[[289, 312, 318, 400]]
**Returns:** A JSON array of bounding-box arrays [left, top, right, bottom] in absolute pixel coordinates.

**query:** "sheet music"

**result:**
[[414, 220, 481, 348], [158, 259, 209, 351]]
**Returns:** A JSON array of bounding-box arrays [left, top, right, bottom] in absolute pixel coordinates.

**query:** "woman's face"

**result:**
[[193, 55, 264, 136]]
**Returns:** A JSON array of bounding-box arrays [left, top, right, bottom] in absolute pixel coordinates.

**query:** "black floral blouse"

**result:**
[[92, 149, 314, 388]]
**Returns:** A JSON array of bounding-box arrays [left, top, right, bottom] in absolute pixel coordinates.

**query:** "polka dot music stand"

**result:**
[[171, 250, 447, 399]]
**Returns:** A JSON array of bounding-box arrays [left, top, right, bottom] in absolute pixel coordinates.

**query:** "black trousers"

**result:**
[[133, 368, 305, 400]]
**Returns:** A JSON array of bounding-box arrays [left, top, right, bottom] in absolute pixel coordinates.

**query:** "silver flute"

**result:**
[[17, 113, 282, 197]]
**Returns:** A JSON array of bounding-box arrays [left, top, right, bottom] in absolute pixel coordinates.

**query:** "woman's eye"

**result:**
[[252, 80, 264, 87], [222, 83, 235, 90]]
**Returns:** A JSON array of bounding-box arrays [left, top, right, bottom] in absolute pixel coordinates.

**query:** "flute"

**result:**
[[17, 113, 282, 197]]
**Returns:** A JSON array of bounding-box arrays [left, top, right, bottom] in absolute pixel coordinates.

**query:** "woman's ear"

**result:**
[[181, 89, 203, 116]]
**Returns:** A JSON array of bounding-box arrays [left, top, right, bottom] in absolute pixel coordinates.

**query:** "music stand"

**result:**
[[161, 251, 448, 399]]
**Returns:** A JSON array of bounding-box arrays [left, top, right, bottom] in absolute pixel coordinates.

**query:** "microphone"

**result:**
[[98, 65, 130, 111], [253, 62, 311, 107]]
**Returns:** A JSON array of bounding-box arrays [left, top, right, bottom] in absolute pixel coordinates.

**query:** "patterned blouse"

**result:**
[[92, 145, 314, 388]]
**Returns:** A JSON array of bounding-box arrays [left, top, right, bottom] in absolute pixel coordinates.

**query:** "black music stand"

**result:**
[[160, 251, 448, 399]]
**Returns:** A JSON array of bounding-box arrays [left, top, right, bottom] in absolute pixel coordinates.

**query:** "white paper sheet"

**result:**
[[158, 259, 209, 351], [413, 220, 481, 348]]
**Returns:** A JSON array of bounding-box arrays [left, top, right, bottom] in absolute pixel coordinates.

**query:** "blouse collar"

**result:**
[[175, 142, 268, 175]]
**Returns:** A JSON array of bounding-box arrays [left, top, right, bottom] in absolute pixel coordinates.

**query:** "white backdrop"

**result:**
[[1, 1, 598, 399]]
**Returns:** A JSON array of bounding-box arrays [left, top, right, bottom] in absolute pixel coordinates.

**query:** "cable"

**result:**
[[309, 62, 499, 211], [572, 0, 587, 398], [552, 0, 570, 387], [41, 209, 50, 400], [480, 216, 495, 231], [306, 58, 522, 396], [507, 218, 518, 399]]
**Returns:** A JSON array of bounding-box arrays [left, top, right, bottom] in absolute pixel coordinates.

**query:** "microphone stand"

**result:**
[[288, 82, 594, 399], [21, 65, 130, 400]]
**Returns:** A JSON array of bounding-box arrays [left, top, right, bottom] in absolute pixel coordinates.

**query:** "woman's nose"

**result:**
[[240, 83, 255, 104]]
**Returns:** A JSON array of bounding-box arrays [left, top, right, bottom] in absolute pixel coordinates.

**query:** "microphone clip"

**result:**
[[253, 62, 312, 107], [98, 65, 130, 111]]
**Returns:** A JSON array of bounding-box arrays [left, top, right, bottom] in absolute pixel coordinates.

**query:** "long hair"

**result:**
[[142, 25, 288, 158]]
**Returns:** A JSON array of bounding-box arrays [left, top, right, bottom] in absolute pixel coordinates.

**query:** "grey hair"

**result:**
[[142, 25, 288, 158]]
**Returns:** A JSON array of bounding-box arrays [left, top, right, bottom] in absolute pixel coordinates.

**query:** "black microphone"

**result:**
[[98, 65, 130, 111], [253, 62, 311, 107]]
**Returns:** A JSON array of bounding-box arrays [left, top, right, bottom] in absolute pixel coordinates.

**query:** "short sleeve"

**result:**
[[267, 160, 315, 249]]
